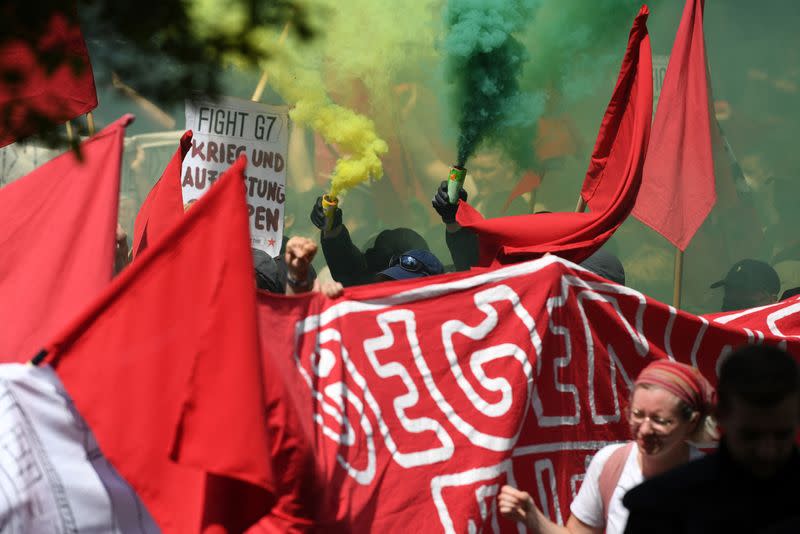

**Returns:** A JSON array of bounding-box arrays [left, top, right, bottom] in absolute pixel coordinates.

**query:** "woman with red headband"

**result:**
[[498, 359, 717, 534]]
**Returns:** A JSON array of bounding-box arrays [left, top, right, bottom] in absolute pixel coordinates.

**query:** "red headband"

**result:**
[[635, 360, 716, 415]]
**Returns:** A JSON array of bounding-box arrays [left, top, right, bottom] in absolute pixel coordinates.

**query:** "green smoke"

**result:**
[[523, 0, 648, 101], [443, 0, 545, 168]]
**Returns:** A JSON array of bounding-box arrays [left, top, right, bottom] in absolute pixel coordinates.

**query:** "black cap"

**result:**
[[364, 228, 429, 274], [710, 259, 780, 295], [780, 286, 800, 301], [252, 248, 283, 294], [580, 248, 625, 285], [379, 249, 445, 281]]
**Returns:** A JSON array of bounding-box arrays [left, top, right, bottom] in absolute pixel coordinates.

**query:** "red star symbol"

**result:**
[[267, 238, 276, 248]]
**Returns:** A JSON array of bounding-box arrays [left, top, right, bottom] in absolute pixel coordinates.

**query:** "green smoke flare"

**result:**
[[443, 0, 544, 167]]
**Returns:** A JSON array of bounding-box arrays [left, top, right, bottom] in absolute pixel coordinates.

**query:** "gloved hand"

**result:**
[[432, 180, 468, 224], [310, 196, 343, 231]]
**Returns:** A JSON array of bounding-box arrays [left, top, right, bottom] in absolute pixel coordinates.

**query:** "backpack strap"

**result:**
[[598, 442, 634, 524]]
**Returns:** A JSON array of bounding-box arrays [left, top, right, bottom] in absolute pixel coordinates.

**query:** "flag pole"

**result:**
[[575, 196, 587, 213], [250, 22, 291, 102], [65, 120, 75, 142], [673, 248, 684, 309], [86, 112, 96, 136]]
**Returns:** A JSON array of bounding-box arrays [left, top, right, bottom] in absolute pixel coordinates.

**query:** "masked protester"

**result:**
[[498, 360, 717, 534], [711, 259, 780, 312], [623, 345, 800, 533], [310, 196, 432, 286], [375, 249, 445, 282]]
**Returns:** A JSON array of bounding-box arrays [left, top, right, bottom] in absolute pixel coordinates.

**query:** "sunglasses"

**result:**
[[389, 254, 431, 275]]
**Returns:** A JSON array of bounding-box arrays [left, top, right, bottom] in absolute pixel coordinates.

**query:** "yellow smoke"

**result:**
[[263, 23, 389, 199], [291, 99, 388, 198]]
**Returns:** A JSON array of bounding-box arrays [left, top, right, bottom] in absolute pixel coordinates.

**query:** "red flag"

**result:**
[[132, 131, 192, 257], [0, 114, 131, 362], [41, 157, 274, 533], [631, 0, 714, 250], [457, 6, 653, 266], [501, 171, 542, 214], [0, 3, 98, 147]]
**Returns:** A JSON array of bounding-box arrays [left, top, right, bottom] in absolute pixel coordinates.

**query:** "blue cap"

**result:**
[[379, 249, 444, 281]]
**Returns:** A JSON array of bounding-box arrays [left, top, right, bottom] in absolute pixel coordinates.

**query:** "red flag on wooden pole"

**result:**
[[132, 131, 193, 258], [456, 6, 653, 266], [632, 0, 714, 251], [41, 157, 275, 533], [0, 115, 131, 362]]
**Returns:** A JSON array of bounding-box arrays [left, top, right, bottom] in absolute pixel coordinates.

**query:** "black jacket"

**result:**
[[623, 440, 800, 534]]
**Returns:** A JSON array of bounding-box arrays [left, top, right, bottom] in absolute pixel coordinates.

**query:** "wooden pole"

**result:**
[[673, 248, 684, 309], [111, 72, 176, 128], [250, 22, 291, 102], [575, 196, 587, 213], [64, 120, 75, 142], [86, 112, 96, 136], [528, 187, 538, 214]]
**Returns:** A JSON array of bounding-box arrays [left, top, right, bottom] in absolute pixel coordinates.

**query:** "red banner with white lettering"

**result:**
[[257, 257, 800, 532]]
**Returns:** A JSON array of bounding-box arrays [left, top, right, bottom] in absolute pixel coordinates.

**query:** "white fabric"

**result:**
[[0, 363, 159, 533], [569, 442, 702, 534]]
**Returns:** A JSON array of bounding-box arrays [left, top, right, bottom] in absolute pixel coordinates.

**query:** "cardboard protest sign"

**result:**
[[183, 96, 289, 255]]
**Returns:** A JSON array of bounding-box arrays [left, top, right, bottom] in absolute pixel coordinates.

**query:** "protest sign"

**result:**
[[183, 95, 289, 254]]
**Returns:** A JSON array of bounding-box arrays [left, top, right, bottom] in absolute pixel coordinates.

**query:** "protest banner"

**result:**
[[183, 95, 289, 255], [257, 255, 800, 532]]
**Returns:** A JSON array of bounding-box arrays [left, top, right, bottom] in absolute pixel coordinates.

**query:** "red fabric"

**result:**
[[246, 291, 330, 533], [0, 114, 131, 362], [634, 359, 715, 415], [256, 255, 800, 531], [631, 0, 714, 251], [0, 4, 97, 147], [501, 171, 542, 214], [43, 157, 275, 534], [535, 116, 582, 162], [457, 7, 652, 266], [132, 131, 193, 258]]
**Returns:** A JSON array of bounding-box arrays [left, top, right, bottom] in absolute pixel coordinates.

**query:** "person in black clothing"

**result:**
[[710, 259, 781, 312], [430, 180, 479, 271], [623, 345, 800, 534], [376, 249, 445, 281], [309, 196, 432, 287]]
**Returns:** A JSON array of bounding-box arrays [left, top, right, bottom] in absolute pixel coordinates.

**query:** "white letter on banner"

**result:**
[[362, 309, 454, 468], [297, 328, 377, 485], [425, 285, 536, 451], [431, 460, 524, 534], [535, 458, 564, 525]]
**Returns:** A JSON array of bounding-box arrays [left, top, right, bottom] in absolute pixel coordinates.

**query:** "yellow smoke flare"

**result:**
[[291, 99, 387, 198], [269, 47, 388, 198]]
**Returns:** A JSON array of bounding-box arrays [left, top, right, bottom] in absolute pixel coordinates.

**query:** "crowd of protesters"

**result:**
[[107, 144, 800, 534]]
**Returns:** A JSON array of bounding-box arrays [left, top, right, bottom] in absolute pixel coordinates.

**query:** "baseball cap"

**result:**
[[710, 259, 780, 295], [379, 249, 444, 281]]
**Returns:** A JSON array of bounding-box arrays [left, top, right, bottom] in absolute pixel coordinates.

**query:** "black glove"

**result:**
[[310, 196, 343, 231], [432, 180, 468, 224]]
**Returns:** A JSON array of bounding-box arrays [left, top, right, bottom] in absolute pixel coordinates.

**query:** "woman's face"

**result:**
[[629, 386, 696, 458]]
